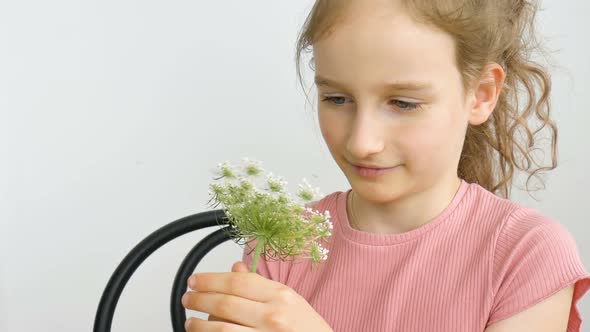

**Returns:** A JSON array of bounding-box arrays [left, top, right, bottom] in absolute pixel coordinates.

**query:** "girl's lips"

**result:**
[[352, 164, 399, 178]]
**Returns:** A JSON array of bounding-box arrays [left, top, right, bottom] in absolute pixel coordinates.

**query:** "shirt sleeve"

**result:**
[[487, 208, 590, 331]]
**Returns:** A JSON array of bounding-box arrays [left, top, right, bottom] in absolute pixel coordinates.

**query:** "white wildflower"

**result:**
[[208, 157, 332, 271], [241, 157, 264, 176], [297, 178, 323, 201], [266, 172, 288, 193], [214, 160, 238, 179]]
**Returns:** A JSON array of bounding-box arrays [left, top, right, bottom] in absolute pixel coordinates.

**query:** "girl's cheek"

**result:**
[[399, 126, 445, 166], [319, 112, 349, 142]]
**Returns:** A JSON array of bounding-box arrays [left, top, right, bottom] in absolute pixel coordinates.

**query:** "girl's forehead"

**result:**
[[343, 0, 405, 18], [316, 8, 446, 47], [312, 14, 458, 89]]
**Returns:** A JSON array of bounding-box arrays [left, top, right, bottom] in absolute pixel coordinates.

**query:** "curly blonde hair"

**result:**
[[295, 0, 558, 199]]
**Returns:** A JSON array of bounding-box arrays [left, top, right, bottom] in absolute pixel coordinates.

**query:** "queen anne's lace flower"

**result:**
[[297, 178, 323, 201], [266, 172, 288, 193], [214, 160, 238, 179], [240, 157, 265, 176], [207, 157, 332, 273]]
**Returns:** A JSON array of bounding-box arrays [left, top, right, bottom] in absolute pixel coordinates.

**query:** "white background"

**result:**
[[1, 1, 588, 331]]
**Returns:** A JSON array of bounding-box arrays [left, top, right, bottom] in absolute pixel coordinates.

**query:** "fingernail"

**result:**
[[189, 276, 197, 289], [185, 318, 192, 330], [181, 293, 189, 307]]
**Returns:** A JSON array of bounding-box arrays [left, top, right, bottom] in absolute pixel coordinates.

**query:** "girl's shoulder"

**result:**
[[466, 181, 567, 235], [481, 193, 590, 330], [461, 183, 590, 331]]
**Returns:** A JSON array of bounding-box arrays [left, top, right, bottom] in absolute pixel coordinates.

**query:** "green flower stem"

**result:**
[[250, 237, 266, 273]]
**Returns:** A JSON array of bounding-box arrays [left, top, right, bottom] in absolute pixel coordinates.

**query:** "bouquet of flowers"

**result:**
[[207, 157, 333, 273]]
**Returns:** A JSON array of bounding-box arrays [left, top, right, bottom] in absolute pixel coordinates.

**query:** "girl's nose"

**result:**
[[345, 112, 385, 158]]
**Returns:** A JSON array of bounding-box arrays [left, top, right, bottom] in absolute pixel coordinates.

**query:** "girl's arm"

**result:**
[[484, 285, 573, 332]]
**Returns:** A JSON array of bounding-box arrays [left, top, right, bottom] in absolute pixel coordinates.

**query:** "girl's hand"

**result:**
[[182, 261, 333, 332]]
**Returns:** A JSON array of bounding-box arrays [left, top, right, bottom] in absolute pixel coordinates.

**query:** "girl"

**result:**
[[181, 0, 590, 331]]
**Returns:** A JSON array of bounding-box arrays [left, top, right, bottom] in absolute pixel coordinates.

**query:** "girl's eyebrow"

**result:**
[[314, 75, 435, 92]]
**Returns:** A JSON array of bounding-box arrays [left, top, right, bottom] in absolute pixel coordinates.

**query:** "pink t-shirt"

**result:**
[[242, 179, 590, 331]]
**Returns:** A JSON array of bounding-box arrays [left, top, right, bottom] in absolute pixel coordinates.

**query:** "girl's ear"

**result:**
[[468, 63, 506, 126]]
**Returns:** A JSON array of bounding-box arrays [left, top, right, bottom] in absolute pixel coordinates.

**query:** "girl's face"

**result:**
[[313, 5, 474, 203]]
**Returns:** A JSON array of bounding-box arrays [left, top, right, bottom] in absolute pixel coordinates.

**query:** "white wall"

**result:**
[[1, 1, 588, 331]]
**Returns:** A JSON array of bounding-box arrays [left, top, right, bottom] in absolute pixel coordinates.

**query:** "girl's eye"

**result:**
[[321, 96, 349, 105], [391, 100, 420, 111], [320, 96, 421, 112]]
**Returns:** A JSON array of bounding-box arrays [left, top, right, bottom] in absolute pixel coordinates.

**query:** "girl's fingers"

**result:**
[[208, 314, 237, 324], [186, 317, 255, 332], [184, 291, 266, 327], [208, 314, 221, 321], [189, 271, 283, 303], [231, 261, 249, 272]]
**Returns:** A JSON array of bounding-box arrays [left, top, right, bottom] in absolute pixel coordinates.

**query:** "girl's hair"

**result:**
[[295, 0, 558, 200]]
